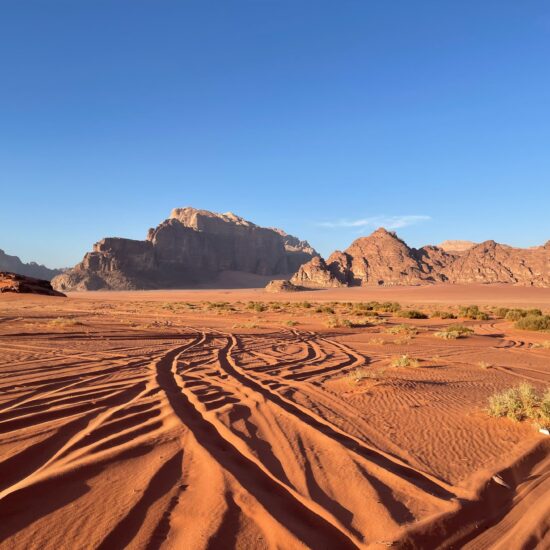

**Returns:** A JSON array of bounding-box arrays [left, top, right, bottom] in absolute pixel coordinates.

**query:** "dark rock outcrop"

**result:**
[[0, 249, 63, 280], [53, 208, 318, 291], [265, 279, 302, 293], [291, 228, 549, 288], [0, 272, 66, 296]]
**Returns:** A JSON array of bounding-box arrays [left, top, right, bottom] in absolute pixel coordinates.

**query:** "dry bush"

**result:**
[[531, 340, 550, 349], [390, 354, 419, 368], [487, 383, 549, 425], [430, 310, 457, 319], [515, 314, 550, 332], [477, 361, 492, 369], [386, 324, 417, 335], [434, 324, 474, 339]]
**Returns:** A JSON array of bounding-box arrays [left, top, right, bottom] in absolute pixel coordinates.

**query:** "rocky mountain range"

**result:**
[[291, 228, 549, 288], [0, 249, 63, 281], [52, 208, 318, 291]]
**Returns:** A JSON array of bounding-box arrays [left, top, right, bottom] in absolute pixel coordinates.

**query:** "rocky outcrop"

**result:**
[[290, 228, 549, 288], [441, 240, 550, 286], [0, 272, 66, 296], [53, 208, 318, 291], [291, 256, 347, 288], [0, 249, 63, 280], [265, 279, 302, 293]]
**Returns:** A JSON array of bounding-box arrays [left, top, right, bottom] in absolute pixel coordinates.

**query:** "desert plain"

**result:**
[[1, 285, 549, 549]]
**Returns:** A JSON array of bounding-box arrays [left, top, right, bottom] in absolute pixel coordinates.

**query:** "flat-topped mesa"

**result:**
[[290, 228, 550, 288], [53, 207, 318, 291]]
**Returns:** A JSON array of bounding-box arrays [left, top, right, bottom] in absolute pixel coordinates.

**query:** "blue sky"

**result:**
[[1, 1, 549, 267]]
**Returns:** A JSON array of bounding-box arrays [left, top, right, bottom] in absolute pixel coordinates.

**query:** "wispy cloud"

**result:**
[[317, 215, 431, 230]]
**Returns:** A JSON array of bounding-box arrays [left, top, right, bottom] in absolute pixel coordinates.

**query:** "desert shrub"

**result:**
[[515, 314, 550, 332], [379, 301, 401, 313], [459, 305, 490, 320], [505, 309, 525, 322], [247, 301, 267, 313], [434, 324, 474, 339], [430, 310, 457, 319], [488, 387, 525, 421], [487, 383, 549, 423], [540, 390, 550, 427], [477, 361, 492, 369], [494, 307, 510, 319], [386, 324, 417, 335], [390, 354, 419, 368], [316, 305, 335, 315], [284, 320, 298, 327], [326, 316, 351, 328], [298, 301, 312, 309], [399, 309, 428, 319], [369, 337, 386, 345]]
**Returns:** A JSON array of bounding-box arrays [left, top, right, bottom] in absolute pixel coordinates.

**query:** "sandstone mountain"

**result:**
[[0, 272, 66, 296], [291, 228, 549, 288], [0, 249, 63, 280], [52, 208, 318, 291]]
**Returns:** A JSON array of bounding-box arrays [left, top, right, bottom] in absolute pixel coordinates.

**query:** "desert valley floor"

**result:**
[[1, 285, 549, 549]]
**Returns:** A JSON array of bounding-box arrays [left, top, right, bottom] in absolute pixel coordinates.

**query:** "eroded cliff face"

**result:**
[[290, 229, 549, 288], [52, 208, 318, 291]]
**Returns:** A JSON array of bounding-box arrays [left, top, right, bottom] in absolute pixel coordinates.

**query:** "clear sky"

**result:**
[[1, 1, 549, 267]]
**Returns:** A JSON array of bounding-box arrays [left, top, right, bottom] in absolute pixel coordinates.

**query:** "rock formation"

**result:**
[[265, 279, 302, 293], [0, 249, 63, 280], [0, 272, 66, 296], [53, 208, 318, 291], [291, 228, 549, 288], [437, 240, 477, 254]]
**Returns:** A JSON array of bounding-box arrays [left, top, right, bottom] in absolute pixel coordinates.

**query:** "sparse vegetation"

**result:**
[[390, 354, 419, 368], [477, 361, 492, 369], [430, 310, 457, 319], [386, 324, 417, 335], [284, 320, 298, 327], [346, 367, 386, 384], [434, 324, 474, 339], [459, 305, 490, 320], [515, 313, 550, 332], [487, 383, 549, 426], [399, 309, 428, 319]]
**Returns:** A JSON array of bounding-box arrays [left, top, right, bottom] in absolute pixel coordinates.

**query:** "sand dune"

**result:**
[[0, 289, 549, 548]]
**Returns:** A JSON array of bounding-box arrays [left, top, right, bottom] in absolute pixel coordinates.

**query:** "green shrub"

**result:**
[[399, 310, 428, 319], [459, 305, 490, 320], [494, 307, 510, 319], [505, 309, 525, 322], [515, 314, 550, 332], [434, 324, 474, 339], [430, 310, 457, 319], [247, 301, 267, 312], [487, 383, 549, 424]]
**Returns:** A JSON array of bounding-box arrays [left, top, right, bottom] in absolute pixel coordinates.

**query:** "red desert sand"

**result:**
[[1, 284, 549, 549]]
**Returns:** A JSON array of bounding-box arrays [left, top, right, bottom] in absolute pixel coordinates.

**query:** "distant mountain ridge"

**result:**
[[52, 207, 318, 291], [291, 228, 549, 288], [0, 249, 63, 281]]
